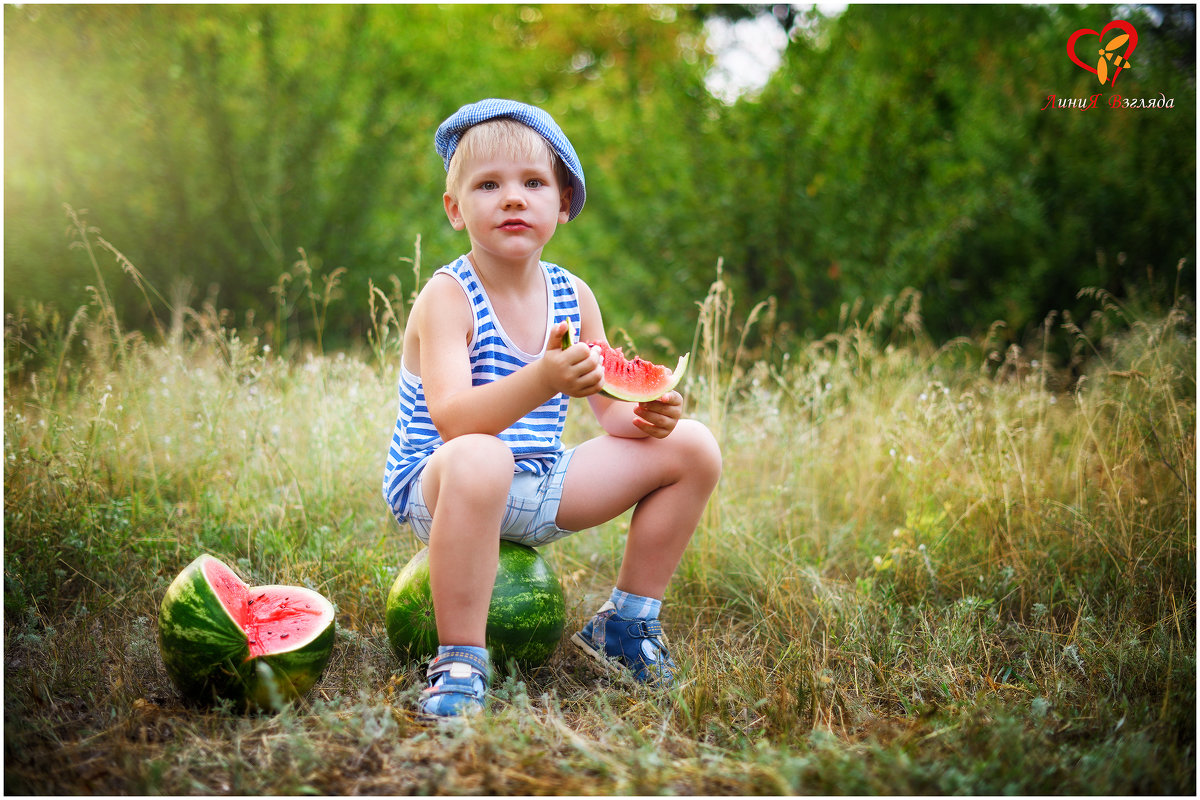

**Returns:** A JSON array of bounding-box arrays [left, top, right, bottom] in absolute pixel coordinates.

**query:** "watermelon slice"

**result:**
[[560, 327, 689, 403], [158, 554, 336, 711], [591, 340, 689, 403], [385, 541, 566, 672]]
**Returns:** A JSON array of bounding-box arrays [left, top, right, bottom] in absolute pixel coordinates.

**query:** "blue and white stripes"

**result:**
[[383, 256, 581, 523]]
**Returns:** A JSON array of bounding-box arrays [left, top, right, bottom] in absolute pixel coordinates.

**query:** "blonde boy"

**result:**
[[383, 99, 721, 721]]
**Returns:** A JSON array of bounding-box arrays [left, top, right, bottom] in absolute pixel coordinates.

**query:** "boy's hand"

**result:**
[[542, 321, 603, 397], [632, 391, 682, 439]]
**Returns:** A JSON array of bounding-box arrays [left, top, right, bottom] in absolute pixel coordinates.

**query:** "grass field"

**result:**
[[3, 229, 1195, 794]]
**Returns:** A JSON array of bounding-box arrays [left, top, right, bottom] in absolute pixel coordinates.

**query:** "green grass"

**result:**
[[3, 228, 1195, 794]]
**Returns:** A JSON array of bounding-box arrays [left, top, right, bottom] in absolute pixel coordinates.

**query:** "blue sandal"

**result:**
[[571, 601, 677, 687], [417, 647, 490, 722]]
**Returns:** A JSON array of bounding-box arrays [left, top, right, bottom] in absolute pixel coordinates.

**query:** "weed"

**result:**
[[2, 222, 1194, 793]]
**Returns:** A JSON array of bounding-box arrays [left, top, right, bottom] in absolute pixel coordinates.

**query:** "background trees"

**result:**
[[5, 4, 1194, 351]]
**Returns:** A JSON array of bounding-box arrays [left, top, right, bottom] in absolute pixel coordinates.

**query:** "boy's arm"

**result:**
[[575, 278, 682, 440], [416, 275, 603, 441]]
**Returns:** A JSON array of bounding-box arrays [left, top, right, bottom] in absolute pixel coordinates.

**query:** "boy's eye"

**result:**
[[479, 180, 499, 191], [525, 178, 544, 188]]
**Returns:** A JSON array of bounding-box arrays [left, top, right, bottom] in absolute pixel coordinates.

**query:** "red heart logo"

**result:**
[[1067, 20, 1138, 86]]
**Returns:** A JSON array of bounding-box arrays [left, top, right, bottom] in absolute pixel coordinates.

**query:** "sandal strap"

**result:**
[[426, 647, 491, 684], [424, 682, 480, 698], [621, 619, 664, 639]]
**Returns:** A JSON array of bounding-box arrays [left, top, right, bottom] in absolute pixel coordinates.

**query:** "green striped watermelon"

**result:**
[[385, 541, 566, 671], [158, 554, 336, 711]]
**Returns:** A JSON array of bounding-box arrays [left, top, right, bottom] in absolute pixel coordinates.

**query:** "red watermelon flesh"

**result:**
[[587, 340, 690, 403], [202, 558, 330, 659]]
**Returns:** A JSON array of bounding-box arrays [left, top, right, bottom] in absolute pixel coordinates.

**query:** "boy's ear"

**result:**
[[444, 191, 466, 231], [558, 185, 573, 223]]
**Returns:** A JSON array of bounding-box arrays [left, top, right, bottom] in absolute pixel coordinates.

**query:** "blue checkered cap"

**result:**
[[435, 98, 586, 221]]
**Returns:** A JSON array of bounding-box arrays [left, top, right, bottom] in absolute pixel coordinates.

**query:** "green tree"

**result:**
[[5, 5, 1193, 351], [4, 4, 717, 349], [709, 4, 1194, 338]]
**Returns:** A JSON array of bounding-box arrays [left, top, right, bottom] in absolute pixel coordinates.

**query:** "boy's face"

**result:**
[[444, 148, 572, 267]]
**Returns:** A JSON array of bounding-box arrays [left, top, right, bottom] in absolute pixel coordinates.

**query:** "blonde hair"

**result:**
[[445, 118, 571, 197]]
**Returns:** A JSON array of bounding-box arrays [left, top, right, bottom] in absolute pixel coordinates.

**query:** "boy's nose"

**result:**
[[502, 188, 527, 209]]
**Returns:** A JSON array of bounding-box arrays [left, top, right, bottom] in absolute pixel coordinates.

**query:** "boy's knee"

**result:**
[[433, 434, 515, 490], [674, 419, 722, 480]]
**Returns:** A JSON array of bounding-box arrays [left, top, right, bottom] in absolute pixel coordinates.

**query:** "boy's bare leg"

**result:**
[[419, 434, 515, 646], [556, 419, 721, 599]]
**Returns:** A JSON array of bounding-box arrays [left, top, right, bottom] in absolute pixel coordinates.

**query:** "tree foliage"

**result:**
[[709, 4, 1195, 337], [4, 4, 1194, 351]]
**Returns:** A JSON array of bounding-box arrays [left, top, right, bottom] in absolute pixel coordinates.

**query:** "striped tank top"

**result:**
[[382, 255, 582, 523]]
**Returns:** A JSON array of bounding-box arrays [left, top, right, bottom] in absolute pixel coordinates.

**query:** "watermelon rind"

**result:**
[[385, 541, 566, 672], [383, 548, 439, 662], [158, 555, 251, 704], [485, 543, 566, 668], [158, 554, 336, 711]]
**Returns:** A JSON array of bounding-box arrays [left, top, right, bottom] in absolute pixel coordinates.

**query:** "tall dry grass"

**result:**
[[3, 212, 1194, 794]]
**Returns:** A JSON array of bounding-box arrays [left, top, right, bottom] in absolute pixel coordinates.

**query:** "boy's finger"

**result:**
[[548, 320, 570, 350], [632, 415, 671, 438], [641, 391, 681, 409]]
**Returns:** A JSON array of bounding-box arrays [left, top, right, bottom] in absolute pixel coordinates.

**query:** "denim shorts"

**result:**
[[406, 449, 577, 547]]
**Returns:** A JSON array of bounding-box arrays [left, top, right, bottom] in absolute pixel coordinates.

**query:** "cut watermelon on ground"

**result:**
[[589, 340, 689, 403], [385, 541, 566, 671], [158, 554, 336, 711]]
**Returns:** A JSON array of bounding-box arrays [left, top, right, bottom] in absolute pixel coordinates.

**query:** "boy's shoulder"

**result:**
[[437, 254, 472, 278], [414, 255, 473, 297], [411, 260, 472, 316]]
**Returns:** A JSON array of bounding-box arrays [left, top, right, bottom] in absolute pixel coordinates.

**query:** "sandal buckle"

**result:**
[[447, 661, 473, 680]]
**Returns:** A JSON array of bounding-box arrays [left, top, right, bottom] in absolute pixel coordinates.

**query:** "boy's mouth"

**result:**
[[499, 218, 531, 231]]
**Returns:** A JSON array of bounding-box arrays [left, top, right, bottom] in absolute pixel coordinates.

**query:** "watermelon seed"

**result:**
[[281, 634, 289, 639]]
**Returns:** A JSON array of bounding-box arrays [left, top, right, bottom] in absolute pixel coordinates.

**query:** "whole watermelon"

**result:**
[[158, 554, 336, 711], [385, 541, 566, 671]]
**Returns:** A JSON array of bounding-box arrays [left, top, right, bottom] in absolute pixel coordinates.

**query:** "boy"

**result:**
[[382, 99, 721, 722]]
